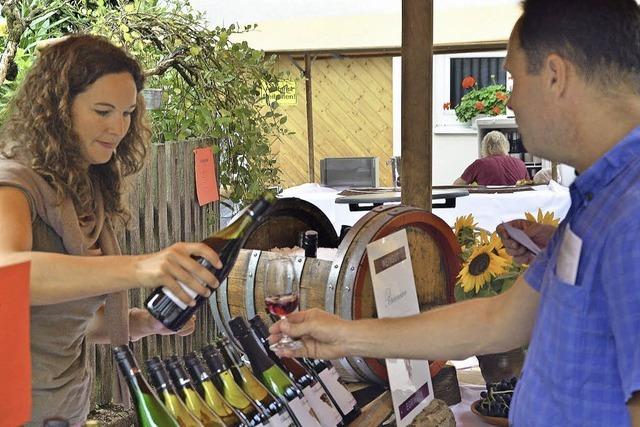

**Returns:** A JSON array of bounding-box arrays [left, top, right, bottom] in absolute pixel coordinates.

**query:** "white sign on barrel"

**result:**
[[366, 229, 433, 427]]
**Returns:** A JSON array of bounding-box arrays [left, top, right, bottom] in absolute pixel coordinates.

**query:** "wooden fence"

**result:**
[[90, 138, 220, 406]]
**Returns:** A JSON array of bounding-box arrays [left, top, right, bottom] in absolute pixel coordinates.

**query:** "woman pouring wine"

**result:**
[[0, 35, 222, 425]]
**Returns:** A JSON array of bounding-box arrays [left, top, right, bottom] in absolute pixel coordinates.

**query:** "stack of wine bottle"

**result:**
[[114, 314, 361, 427]]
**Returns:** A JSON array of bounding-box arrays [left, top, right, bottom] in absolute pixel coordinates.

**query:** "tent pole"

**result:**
[[401, 0, 433, 210], [304, 53, 315, 183]]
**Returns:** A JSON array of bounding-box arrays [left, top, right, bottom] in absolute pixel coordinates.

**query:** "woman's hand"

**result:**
[[133, 242, 222, 306], [129, 308, 196, 341]]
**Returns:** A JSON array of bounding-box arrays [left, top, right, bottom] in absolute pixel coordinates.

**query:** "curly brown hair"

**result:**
[[0, 34, 151, 221]]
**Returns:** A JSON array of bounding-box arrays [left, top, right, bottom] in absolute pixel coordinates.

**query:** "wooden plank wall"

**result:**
[[90, 138, 219, 406], [273, 55, 394, 188]]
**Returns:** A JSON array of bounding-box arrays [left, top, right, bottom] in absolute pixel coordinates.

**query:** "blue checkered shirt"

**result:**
[[510, 127, 640, 426]]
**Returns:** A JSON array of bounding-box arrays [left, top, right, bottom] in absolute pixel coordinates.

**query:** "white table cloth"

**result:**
[[280, 182, 571, 233]]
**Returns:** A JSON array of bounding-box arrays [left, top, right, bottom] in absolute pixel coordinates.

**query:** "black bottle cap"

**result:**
[[112, 345, 138, 376], [216, 336, 232, 348], [164, 356, 187, 379], [229, 316, 251, 339], [145, 356, 163, 370], [112, 345, 132, 361], [250, 192, 275, 217], [184, 352, 209, 382], [145, 356, 170, 390], [165, 357, 193, 392], [248, 315, 269, 340], [202, 345, 226, 372]]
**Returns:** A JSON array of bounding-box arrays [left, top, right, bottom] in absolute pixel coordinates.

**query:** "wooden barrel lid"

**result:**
[[243, 197, 339, 250]]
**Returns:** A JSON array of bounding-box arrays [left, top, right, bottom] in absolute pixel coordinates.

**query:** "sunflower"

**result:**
[[525, 208, 560, 226], [487, 231, 513, 262], [457, 242, 511, 294], [454, 214, 477, 234], [454, 214, 478, 247]]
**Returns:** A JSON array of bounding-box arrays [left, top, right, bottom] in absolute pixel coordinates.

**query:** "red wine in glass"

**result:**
[[265, 293, 299, 317], [265, 257, 303, 351]]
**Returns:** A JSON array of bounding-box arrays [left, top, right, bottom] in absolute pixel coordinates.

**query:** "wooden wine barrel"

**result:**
[[209, 204, 460, 385], [243, 197, 339, 250]]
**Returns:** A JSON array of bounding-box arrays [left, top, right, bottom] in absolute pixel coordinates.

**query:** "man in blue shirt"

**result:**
[[269, 0, 640, 425]]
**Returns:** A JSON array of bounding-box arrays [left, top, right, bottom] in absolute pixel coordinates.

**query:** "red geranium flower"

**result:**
[[443, 102, 451, 110], [462, 76, 476, 90], [475, 101, 485, 111], [492, 106, 502, 115], [495, 92, 508, 102]]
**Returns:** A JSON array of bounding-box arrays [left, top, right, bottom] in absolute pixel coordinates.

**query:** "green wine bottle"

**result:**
[[180, 354, 245, 427], [113, 345, 179, 427], [213, 339, 295, 427], [145, 356, 205, 427], [146, 192, 275, 331], [163, 356, 226, 427], [197, 348, 268, 427], [229, 317, 322, 427]]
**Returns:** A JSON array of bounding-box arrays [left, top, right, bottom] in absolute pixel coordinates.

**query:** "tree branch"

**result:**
[[143, 47, 186, 78], [0, 0, 24, 85]]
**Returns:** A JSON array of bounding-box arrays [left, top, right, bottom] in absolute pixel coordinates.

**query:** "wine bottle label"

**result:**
[[266, 408, 294, 427], [161, 282, 198, 310], [303, 383, 343, 427], [287, 397, 322, 427], [318, 369, 357, 414]]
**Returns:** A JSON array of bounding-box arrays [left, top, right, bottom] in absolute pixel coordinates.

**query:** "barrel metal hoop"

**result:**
[[218, 278, 241, 348], [244, 250, 262, 319], [208, 285, 230, 342], [332, 357, 365, 383], [349, 356, 387, 385], [337, 209, 392, 321], [292, 255, 305, 294]]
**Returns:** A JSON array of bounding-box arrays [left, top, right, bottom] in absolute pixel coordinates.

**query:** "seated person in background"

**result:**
[[453, 130, 529, 185]]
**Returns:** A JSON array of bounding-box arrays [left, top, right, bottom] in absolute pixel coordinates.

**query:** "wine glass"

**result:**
[[264, 256, 303, 351]]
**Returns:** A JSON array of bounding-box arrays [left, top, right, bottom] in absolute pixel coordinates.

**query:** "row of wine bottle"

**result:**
[[115, 314, 360, 427]]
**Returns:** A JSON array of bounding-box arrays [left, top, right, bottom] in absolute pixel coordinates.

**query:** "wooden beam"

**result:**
[[268, 40, 507, 60], [304, 54, 315, 182], [401, 0, 433, 210]]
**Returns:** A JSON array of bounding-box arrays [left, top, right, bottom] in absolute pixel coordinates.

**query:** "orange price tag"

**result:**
[[0, 261, 31, 425], [194, 147, 219, 206]]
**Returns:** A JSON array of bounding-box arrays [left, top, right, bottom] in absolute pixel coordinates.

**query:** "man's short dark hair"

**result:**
[[519, 0, 640, 91]]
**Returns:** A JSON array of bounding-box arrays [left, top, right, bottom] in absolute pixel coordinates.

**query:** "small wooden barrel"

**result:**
[[243, 197, 339, 250], [210, 205, 460, 385]]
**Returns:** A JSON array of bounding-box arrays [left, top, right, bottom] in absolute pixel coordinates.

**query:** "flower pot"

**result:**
[[470, 114, 488, 129], [476, 347, 525, 384]]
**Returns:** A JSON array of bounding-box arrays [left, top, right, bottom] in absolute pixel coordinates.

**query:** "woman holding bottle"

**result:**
[[0, 35, 222, 425]]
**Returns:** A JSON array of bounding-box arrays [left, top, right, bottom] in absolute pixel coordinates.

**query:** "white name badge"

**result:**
[[366, 229, 433, 427], [556, 224, 582, 285]]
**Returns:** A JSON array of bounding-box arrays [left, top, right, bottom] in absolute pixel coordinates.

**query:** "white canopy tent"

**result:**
[[191, 0, 521, 54]]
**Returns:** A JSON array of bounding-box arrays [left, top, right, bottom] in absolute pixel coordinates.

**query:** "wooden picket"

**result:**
[[89, 138, 219, 406]]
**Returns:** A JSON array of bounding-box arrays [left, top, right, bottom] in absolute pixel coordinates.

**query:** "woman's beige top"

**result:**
[[29, 216, 106, 425], [0, 157, 130, 426]]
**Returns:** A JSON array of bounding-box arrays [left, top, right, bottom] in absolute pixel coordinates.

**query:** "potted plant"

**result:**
[[453, 210, 560, 383], [450, 75, 510, 127]]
